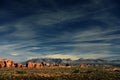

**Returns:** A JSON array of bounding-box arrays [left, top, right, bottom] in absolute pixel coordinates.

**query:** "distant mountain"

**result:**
[[26, 58, 72, 64], [24, 58, 120, 66], [73, 58, 108, 64], [101, 56, 120, 60]]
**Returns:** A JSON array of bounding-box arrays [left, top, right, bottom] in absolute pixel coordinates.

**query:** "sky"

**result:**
[[0, 0, 120, 62]]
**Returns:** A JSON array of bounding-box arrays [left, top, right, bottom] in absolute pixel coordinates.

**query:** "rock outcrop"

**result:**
[[0, 59, 14, 68], [14, 63, 23, 68], [26, 62, 42, 69], [0, 60, 5, 68], [26, 62, 34, 68]]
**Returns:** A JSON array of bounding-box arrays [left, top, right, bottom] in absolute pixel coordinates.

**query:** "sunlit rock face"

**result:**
[[26, 62, 42, 69], [0, 59, 14, 68], [14, 63, 23, 68]]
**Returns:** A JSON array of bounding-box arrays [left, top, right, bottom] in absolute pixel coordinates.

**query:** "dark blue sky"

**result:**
[[0, 0, 120, 62]]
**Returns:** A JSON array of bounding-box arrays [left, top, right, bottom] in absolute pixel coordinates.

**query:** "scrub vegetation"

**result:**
[[0, 66, 119, 80]]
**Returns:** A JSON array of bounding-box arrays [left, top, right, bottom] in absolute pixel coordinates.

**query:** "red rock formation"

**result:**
[[50, 63, 59, 67], [14, 63, 23, 68], [26, 62, 35, 68], [34, 63, 42, 69], [0, 60, 5, 68], [112, 68, 120, 71], [4, 60, 14, 68], [80, 63, 88, 68], [0, 59, 14, 68], [45, 63, 50, 67], [0, 59, 73, 69], [26, 62, 43, 69]]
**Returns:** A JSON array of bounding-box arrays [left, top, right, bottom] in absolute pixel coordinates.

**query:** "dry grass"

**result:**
[[0, 66, 119, 80]]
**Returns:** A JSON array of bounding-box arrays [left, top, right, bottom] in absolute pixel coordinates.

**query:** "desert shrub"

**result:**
[[16, 70, 27, 74], [0, 76, 7, 80], [0, 67, 120, 80]]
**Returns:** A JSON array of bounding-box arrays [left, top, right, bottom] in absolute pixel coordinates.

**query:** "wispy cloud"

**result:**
[[0, 0, 119, 62], [10, 53, 19, 56]]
